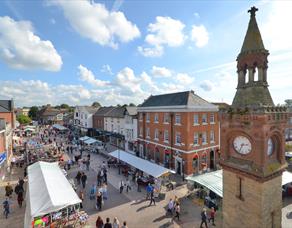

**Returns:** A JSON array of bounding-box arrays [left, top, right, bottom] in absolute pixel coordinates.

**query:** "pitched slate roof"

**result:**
[[106, 107, 126, 118], [139, 91, 218, 111], [84, 106, 99, 114], [94, 107, 116, 116], [0, 100, 14, 112]]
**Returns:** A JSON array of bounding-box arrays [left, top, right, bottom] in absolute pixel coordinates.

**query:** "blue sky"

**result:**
[[0, 0, 291, 107]]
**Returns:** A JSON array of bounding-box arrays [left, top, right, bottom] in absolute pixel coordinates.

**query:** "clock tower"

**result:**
[[220, 7, 287, 228]]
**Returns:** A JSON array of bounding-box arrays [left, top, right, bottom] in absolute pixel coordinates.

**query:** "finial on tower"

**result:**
[[248, 6, 258, 17]]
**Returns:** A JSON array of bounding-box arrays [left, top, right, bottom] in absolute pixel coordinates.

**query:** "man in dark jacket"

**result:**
[[81, 172, 87, 189]]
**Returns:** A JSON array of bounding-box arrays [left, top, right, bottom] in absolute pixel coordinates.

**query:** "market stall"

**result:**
[[52, 124, 68, 131], [79, 136, 90, 142], [24, 161, 84, 228]]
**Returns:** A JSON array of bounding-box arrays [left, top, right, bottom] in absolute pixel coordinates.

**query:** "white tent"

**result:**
[[186, 170, 292, 198], [79, 136, 90, 141], [52, 124, 67, 131], [24, 161, 81, 228], [84, 138, 97, 145], [109, 150, 175, 178]]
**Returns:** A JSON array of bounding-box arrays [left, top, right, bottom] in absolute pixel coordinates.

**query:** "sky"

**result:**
[[0, 0, 291, 107]]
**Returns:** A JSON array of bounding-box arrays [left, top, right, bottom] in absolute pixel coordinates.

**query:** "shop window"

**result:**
[[155, 149, 160, 163], [201, 153, 207, 169]]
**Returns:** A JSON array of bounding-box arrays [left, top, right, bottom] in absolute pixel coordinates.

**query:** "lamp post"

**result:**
[[117, 137, 121, 175], [182, 159, 185, 181]]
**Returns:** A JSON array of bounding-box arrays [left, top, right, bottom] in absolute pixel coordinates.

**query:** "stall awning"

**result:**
[[109, 150, 175, 178], [79, 136, 90, 141], [0, 152, 6, 166], [186, 170, 292, 198], [84, 138, 97, 145], [25, 161, 81, 226], [52, 124, 67, 131]]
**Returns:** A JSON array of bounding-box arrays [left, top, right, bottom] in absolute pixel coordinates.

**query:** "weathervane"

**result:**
[[248, 6, 258, 17]]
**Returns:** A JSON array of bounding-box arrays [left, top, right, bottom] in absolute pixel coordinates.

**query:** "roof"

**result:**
[[139, 91, 218, 111], [84, 106, 99, 114], [186, 170, 292, 198], [109, 150, 175, 178], [107, 107, 126, 118], [94, 107, 116, 116], [240, 7, 267, 54], [0, 100, 14, 112], [25, 161, 81, 226], [126, 106, 137, 116]]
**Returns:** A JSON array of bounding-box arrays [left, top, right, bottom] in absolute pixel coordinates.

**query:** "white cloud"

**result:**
[[190, 24, 209, 48], [116, 67, 142, 94], [50, 0, 140, 48], [0, 16, 62, 71], [139, 16, 186, 57], [200, 80, 215, 91], [101, 64, 113, 75], [176, 73, 194, 84], [78, 65, 110, 87], [151, 66, 172, 77]]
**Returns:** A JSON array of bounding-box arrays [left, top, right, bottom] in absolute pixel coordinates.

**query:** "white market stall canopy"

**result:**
[[52, 124, 67, 131], [109, 150, 175, 178], [84, 138, 97, 145], [24, 161, 81, 228], [79, 136, 90, 141], [186, 170, 292, 198]]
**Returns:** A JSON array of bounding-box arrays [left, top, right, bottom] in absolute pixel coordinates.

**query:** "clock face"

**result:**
[[233, 136, 252, 155], [267, 138, 274, 156]]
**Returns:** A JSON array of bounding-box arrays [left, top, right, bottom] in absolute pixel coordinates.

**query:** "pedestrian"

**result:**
[[119, 180, 124, 194], [96, 216, 104, 228], [146, 183, 153, 200], [200, 208, 209, 228], [17, 191, 24, 208], [103, 169, 108, 184], [112, 217, 120, 228], [137, 176, 142, 192], [126, 178, 131, 192], [148, 189, 156, 206], [79, 190, 84, 209], [18, 178, 25, 188], [75, 171, 81, 185], [90, 184, 96, 200], [5, 182, 13, 198], [121, 221, 128, 228], [102, 184, 108, 200], [97, 171, 102, 186], [167, 198, 174, 215], [173, 203, 180, 221], [3, 198, 10, 219], [104, 217, 112, 228], [208, 207, 216, 226], [81, 172, 87, 189], [96, 191, 103, 211]]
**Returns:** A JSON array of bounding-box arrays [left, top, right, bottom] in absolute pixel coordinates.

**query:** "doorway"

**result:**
[[176, 160, 181, 175], [210, 150, 215, 169]]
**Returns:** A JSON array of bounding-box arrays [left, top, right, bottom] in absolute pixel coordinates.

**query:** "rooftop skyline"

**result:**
[[0, 0, 291, 107]]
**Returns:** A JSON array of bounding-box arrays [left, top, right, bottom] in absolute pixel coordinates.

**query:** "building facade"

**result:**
[[285, 104, 292, 142], [124, 107, 138, 154], [74, 106, 99, 135], [137, 91, 219, 176], [220, 7, 287, 227]]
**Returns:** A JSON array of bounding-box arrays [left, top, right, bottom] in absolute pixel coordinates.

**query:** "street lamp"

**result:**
[[182, 159, 185, 181]]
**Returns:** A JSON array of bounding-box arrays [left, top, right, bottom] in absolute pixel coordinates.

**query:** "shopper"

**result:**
[[17, 191, 24, 208], [96, 191, 103, 211], [112, 217, 120, 228], [119, 180, 124, 194], [81, 172, 87, 189], [104, 217, 112, 228], [126, 178, 131, 192], [146, 183, 153, 200], [79, 190, 84, 209], [174, 203, 180, 221], [208, 207, 216, 226], [75, 171, 81, 185], [3, 198, 10, 219], [121, 221, 128, 228], [200, 208, 209, 228], [90, 184, 96, 200], [96, 216, 104, 228], [5, 182, 13, 198], [167, 198, 174, 215], [148, 189, 156, 206]]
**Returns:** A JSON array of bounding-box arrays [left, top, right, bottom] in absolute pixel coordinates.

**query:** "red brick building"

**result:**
[[137, 91, 220, 176]]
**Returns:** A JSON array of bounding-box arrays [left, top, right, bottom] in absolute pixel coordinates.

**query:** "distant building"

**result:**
[[137, 91, 220, 176], [74, 106, 99, 135], [286, 104, 292, 142], [38, 106, 67, 125], [15, 108, 30, 117]]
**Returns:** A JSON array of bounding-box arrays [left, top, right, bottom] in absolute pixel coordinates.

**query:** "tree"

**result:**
[[92, 101, 101, 108], [60, 104, 70, 109], [28, 106, 39, 120], [285, 99, 292, 107], [17, 114, 31, 125], [129, 103, 136, 107]]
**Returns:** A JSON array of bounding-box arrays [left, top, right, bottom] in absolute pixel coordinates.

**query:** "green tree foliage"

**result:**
[[92, 102, 101, 108], [28, 106, 39, 120], [129, 103, 136, 107], [17, 114, 31, 125], [60, 104, 70, 109]]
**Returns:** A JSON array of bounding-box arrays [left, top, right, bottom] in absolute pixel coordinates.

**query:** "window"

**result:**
[[194, 114, 199, 125], [146, 128, 150, 138], [210, 113, 215, 123], [85, 114, 88, 119], [139, 127, 143, 136], [154, 113, 159, 123], [164, 113, 169, 123], [81, 113, 83, 119], [146, 113, 150, 122], [175, 132, 181, 144], [202, 132, 207, 144], [175, 114, 181, 124], [202, 114, 207, 124], [164, 130, 169, 142], [154, 129, 159, 140], [194, 132, 199, 145], [75, 112, 78, 117], [139, 113, 143, 121], [210, 130, 215, 143], [85, 122, 87, 127]]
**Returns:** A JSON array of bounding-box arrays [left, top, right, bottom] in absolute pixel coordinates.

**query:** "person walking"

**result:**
[[137, 176, 142, 192], [17, 191, 24, 208], [146, 183, 153, 200], [3, 198, 10, 219], [119, 180, 124, 194], [126, 178, 131, 193], [90, 184, 96, 200], [18, 178, 25, 188], [75, 171, 81, 185], [173, 203, 180, 221], [104, 217, 112, 228], [96, 216, 104, 228], [112, 217, 120, 228], [96, 191, 103, 211], [121, 221, 128, 228], [5, 182, 13, 198], [86, 156, 90, 171], [97, 171, 102, 186], [79, 190, 84, 209], [148, 189, 156, 206], [81, 172, 87, 189], [167, 198, 174, 215], [208, 207, 216, 226], [103, 169, 108, 184], [200, 208, 209, 228]]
